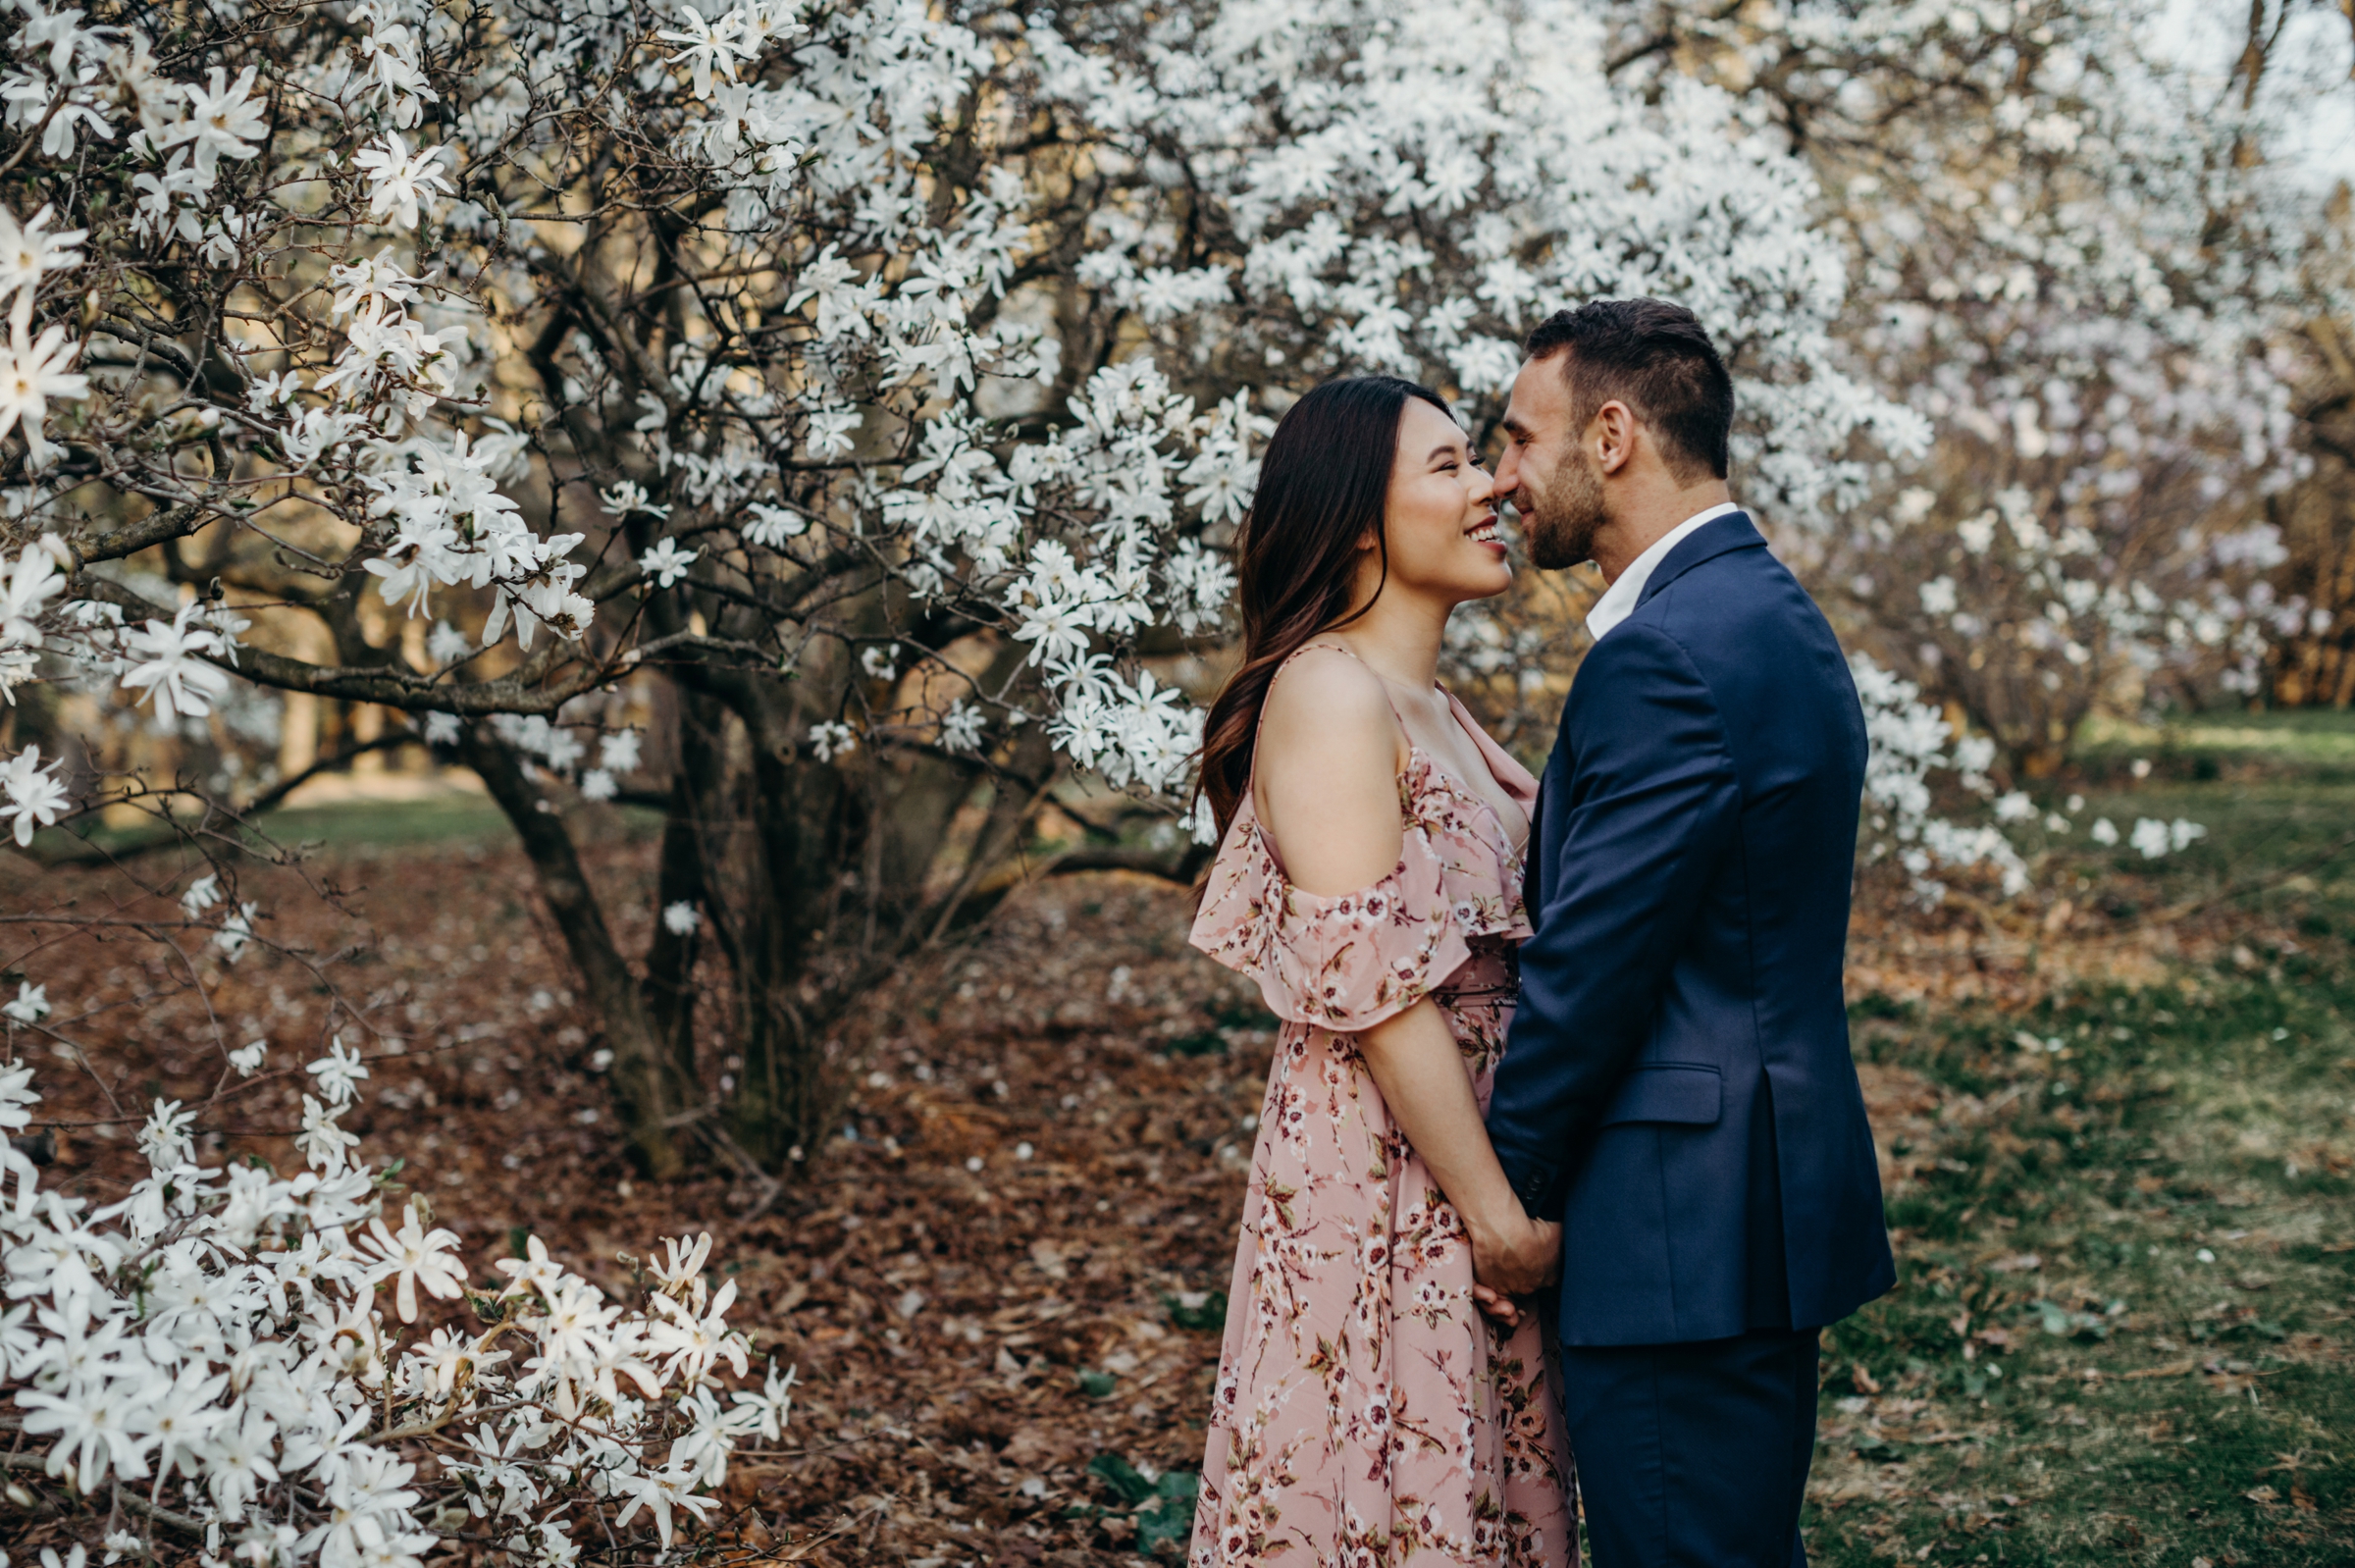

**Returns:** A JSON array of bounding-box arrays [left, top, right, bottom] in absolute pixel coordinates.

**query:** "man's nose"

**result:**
[[1492, 444, 1519, 494]]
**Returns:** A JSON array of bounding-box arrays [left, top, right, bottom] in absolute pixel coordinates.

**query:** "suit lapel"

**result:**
[[1635, 511, 1767, 612]]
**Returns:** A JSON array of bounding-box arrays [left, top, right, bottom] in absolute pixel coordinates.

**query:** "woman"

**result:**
[[1187, 376, 1574, 1566]]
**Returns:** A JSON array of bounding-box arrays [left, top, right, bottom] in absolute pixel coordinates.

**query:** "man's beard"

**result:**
[[1521, 448, 1605, 570]]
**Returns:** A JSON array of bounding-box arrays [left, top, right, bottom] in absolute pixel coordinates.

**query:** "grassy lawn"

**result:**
[[1807, 726, 2355, 1565], [241, 794, 521, 852], [18, 791, 667, 863], [2083, 708, 2355, 770]]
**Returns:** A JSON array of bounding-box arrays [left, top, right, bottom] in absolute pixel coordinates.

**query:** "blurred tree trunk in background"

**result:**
[[2272, 307, 2355, 706]]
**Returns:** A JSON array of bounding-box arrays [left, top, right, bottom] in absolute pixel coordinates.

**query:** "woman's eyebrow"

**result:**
[[1428, 442, 1462, 463]]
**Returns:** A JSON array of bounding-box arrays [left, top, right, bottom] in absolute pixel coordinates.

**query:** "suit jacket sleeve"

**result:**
[[1486, 621, 1741, 1211]]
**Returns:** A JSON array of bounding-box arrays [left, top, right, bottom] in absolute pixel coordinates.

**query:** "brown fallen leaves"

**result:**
[[0, 821, 2250, 1564]]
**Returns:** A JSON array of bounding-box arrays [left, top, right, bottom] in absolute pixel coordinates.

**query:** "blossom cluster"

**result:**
[[0, 1037, 788, 1567], [1034, 0, 1931, 524], [1851, 652, 2029, 903], [0, 0, 2319, 1215], [0, 0, 2277, 883], [1851, 652, 2207, 906], [0, 0, 1962, 833]]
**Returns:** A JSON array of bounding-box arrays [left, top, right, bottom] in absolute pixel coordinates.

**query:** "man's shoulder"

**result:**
[[1593, 549, 1853, 730], [1563, 619, 1723, 752], [1634, 539, 1827, 653]]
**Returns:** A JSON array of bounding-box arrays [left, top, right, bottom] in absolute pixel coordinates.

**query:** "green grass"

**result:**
[[1974, 731, 2355, 935], [1809, 763, 2355, 1564], [2083, 706, 2355, 770], [21, 794, 668, 864], [23, 725, 2352, 1561], [242, 796, 522, 852]]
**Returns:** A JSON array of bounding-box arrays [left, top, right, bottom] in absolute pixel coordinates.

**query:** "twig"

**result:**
[[703, 1122, 788, 1219], [19, 735, 419, 867], [0, 1458, 205, 1538], [2120, 1359, 2199, 1380], [114, 1479, 206, 1538]]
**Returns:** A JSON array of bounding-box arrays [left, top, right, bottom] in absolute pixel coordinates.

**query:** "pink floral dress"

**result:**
[[1186, 666, 1576, 1568]]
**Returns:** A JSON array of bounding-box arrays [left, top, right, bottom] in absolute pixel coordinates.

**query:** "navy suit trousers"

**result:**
[[1561, 1328, 1820, 1568]]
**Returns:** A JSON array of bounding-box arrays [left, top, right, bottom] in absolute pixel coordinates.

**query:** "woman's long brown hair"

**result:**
[[1195, 375, 1455, 857]]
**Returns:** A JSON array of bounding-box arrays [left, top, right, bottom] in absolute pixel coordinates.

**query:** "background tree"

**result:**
[[0, 0, 1915, 1183], [1591, 0, 2342, 776], [7, 0, 2333, 1189]]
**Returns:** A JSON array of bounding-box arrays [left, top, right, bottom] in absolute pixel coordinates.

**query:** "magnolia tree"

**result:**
[[1598, 0, 2335, 774], [0, 0, 2005, 1185], [1848, 650, 2210, 907], [0, 1042, 793, 1568], [1761, 0, 2327, 767]]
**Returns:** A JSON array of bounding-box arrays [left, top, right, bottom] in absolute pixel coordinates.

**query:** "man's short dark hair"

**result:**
[[1523, 299, 1733, 483]]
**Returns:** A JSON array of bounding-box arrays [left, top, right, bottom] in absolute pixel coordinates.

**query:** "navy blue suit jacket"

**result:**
[[1487, 513, 1895, 1347]]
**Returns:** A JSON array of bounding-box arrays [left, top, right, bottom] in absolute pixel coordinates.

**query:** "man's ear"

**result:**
[[1592, 400, 1637, 475]]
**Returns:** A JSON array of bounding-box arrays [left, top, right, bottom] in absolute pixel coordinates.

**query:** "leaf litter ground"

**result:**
[[6, 774, 2354, 1565]]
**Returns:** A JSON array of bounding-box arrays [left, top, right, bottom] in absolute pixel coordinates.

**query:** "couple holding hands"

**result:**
[[1183, 300, 1895, 1567]]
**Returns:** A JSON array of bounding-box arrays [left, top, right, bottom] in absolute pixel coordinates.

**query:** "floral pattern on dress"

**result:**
[[1191, 752, 1532, 1032], [1187, 731, 1574, 1568]]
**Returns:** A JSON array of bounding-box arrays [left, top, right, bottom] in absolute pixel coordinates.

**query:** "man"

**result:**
[[1479, 299, 1895, 1566]]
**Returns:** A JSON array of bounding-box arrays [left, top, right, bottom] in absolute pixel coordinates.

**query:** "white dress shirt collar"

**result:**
[[1583, 500, 1746, 643]]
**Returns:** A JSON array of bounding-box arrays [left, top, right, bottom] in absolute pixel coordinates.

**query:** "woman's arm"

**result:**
[[1356, 1001, 1560, 1305], [1258, 651, 1561, 1308]]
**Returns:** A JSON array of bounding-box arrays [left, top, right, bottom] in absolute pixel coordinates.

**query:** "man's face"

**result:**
[[1493, 354, 1604, 571]]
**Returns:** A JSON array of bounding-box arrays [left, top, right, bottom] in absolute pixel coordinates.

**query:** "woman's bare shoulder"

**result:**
[[1257, 645, 1400, 763], [1255, 649, 1406, 892]]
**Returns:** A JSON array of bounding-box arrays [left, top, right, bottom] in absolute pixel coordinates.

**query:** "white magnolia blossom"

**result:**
[[3, 979, 46, 1022], [0, 532, 64, 700], [1851, 652, 2030, 903], [0, 0, 2269, 915], [2128, 815, 2208, 861], [117, 602, 233, 719], [0, 736, 64, 843], [638, 539, 699, 589], [1751, 0, 2330, 760], [0, 1048, 788, 1567], [1849, 650, 2210, 899]]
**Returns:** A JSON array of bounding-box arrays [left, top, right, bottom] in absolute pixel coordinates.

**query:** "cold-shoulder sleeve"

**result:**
[[1189, 819, 1488, 1030]]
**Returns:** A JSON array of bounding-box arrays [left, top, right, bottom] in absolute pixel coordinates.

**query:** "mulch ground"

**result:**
[[0, 823, 2271, 1565]]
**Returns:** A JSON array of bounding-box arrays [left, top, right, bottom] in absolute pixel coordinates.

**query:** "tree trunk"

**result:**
[[644, 691, 727, 1090], [453, 633, 1067, 1183], [723, 688, 836, 1170], [459, 724, 686, 1179]]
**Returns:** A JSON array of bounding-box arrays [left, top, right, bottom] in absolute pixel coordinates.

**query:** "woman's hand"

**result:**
[[1471, 1213, 1561, 1299], [1470, 1281, 1524, 1330]]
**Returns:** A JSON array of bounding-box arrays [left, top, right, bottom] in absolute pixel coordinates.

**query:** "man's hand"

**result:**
[[1471, 1214, 1561, 1299], [1469, 1281, 1524, 1330]]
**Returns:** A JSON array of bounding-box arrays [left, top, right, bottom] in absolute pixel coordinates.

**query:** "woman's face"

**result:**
[[1361, 397, 1509, 606]]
